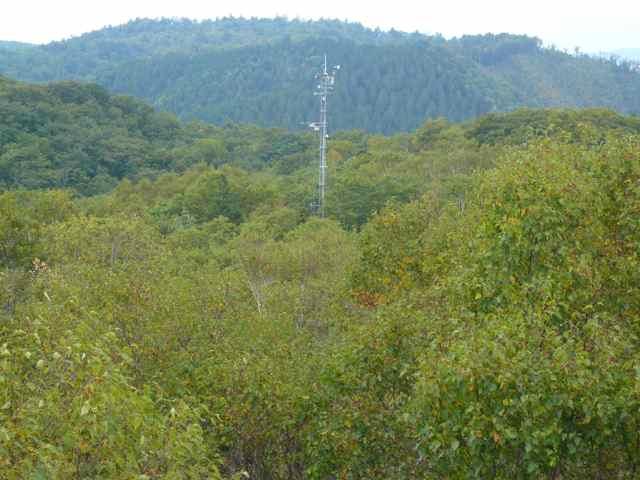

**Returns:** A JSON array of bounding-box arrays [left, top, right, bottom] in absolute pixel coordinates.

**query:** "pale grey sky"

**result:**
[[1, 0, 638, 52]]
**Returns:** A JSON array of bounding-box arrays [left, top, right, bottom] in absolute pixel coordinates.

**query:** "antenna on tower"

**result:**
[[308, 54, 339, 218]]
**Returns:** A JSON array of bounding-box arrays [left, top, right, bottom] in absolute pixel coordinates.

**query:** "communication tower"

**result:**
[[308, 55, 339, 217]]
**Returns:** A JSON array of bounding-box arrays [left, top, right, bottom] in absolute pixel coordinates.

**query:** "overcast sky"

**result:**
[[1, 0, 638, 52]]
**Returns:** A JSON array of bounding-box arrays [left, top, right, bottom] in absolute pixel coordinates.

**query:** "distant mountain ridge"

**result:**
[[1, 18, 639, 133]]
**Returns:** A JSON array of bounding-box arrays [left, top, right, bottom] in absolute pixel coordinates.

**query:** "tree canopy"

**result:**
[[2, 18, 639, 133], [2, 77, 640, 477]]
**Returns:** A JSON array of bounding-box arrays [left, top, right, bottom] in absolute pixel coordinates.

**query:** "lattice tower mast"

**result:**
[[311, 55, 339, 217]]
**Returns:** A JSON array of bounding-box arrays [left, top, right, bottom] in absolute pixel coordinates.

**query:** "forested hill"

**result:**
[[0, 75, 320, 195], [3, 75, 640, 207], [1, 18, 640, 133]]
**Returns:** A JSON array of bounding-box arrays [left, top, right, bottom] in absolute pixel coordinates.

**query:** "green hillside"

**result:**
[[3, 76, 639, 229], [1, 18, 640, 133], [1, 77, 640, 477], [0, 75, 320, 195]]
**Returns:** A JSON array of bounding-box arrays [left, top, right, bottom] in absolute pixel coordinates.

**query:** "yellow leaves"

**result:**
[[78, 439, 90, 453], [83, 384, 95, 398], [353, 290, 385, 308], [327, 149, 344, 164], [492, 431, 502, 445], [401, 255, 414, 266], [506, 216, 520, 226]]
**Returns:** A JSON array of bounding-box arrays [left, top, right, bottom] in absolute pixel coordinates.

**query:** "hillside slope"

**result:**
[[0, 75, 324, 194], [1, 18, 640, 133], [3, 76, 640, 233]]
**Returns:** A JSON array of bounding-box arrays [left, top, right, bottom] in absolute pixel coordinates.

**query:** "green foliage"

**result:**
[[0, 320, 222, 479], [0, 190, 74, 268], [180, 171, 243, 223], [468, 108, 640, 145], [303, 306, 424, 479], [2, 91, 640, 478], [0, 76, 183, 194], [3, 19, 640, 133], [352, 134, 640, 477], [350, 194, 441, 303], [0, 76, 320, 195]]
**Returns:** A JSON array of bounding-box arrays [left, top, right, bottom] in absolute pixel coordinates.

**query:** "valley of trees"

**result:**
[[2, 77, 640, 478], [1, 18, 640, 133]]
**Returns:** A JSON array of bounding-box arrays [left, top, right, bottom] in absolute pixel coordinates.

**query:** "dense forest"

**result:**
[[2, 77, 640, 478], [0, 75, 319, 195], [1, 18, 640, 133]]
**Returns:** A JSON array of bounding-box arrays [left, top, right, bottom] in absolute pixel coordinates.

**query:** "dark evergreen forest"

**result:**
[[2, 18, 640, 133]]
